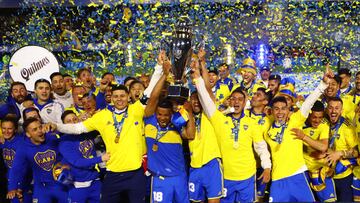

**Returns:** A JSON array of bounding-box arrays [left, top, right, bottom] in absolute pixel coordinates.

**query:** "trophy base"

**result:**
[[167, 85, 189, 103]]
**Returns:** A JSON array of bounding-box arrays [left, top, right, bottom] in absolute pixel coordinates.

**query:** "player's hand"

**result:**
[[157, 50, 166, 65], [190, 59, 201, 80], [325, 150, 342, 166], [42, 123, 56, 133], [162, 57, 171, 76], [290, 128, 306, 140], [102, 152, 111, 162], [257, 168, 271, 184], [198, 48, 206, 62], [323, 63, 334, 84], [6, 190, 16, 199]]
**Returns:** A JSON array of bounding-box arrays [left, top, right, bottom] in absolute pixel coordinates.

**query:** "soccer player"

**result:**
[[129, 80, 145, 104], [33, 79, 64, 123], [325, 97, 358, 201], [246, 87, 272, 201], [291, 101, 336, 202], [59, 110, 110, 203], [50, 72, 73, 108], [268, 74, 281, 97], [236, 58, 265, 99], [349, 71, 360, 105], [338, 68, 352, 96], [262, 67, 332, 202], [259, 67, 271, 88], [67, 84, 87, 116], [0, 82, 29, 120], [8, 117, 67, 203], [76, 68, 99, 95], [192, 67, 271, 203], [54, 53, 165, 203], [1, 117, 32, 203], [143, 59, 195, 202]]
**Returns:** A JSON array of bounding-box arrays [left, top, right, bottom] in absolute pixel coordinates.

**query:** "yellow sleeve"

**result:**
[[319, 123, 330, 140], [345, 126, 358, 149], [82, 111, 102, 132], [209, 110, 228, 141], [130, 100, 145, 118], [251, 119, 265, 143]]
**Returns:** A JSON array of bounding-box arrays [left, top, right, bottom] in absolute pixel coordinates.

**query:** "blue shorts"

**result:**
[[189, 158, 223, 202], [33, 182, 68, 203], [307, 172, 336, 202], [256, 167, 267, 198], [221, 175, 256, 203], [352, 176, 360, 201], [68, 179, 101, 203], [151, 172, 189, 203], [269, 172, 315, 202]]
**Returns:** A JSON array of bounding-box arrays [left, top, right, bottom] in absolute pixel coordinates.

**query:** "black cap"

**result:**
[[338, 68, 351, 76], [260, 66, 270, 72], [269, 74, 281, 81]]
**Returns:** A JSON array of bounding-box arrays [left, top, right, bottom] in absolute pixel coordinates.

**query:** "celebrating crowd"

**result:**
[[1, 49, 360, 203]]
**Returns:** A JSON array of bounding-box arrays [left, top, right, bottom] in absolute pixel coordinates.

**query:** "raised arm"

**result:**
[[144, 57, 171, 117], [197, 48, 216, 103], [300, 66, 331, 117], [143, 50, 166, 98], [180, 102, 195, 140], [190, 65, 217, 118]]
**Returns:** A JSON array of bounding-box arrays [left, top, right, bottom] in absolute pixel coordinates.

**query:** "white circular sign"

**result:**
[[9, 46, 59, 91]]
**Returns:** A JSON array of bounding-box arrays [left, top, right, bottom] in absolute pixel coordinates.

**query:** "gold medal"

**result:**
[[233, 142, 239, 149], [152, 144, 158, 152], [114, 135, 120, 143]]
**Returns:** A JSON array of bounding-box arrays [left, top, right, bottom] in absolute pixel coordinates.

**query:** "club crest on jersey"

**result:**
[[2, 148, 15, 168], [258, 119, 265, 125], [79, 140, 94, 158], [106, 121, 112, 125], [34, 150, 56, 171], [46, 108, 52, 114], [243, 125, 248, 130], [310, 130, 314, 136]]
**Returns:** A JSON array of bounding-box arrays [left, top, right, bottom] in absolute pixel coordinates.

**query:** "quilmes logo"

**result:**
[[21, 57, 50, 81], [9, 46, 59, 91]]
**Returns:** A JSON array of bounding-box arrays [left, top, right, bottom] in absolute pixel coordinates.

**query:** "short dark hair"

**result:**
[[269, 74, 281, 82], [77, 68, 91, 78], [331, 75, 342, 86], [101, 72, 114, 79], [338, 68, 351, 77], [218, 63, 229, 69], [231, 87, 246, 98], [257, 87, 273, 104], [208, 68, 218, 75], [356, 71, 360, 77], [23, 107, 40, 120], [1, 116, 18, 130], [158, 98, 173, 110], [111, 84, 129, 94], [23, 117, 41, 132], [34, 79, 51, 89], [10, 81, 26, 92], [82, 93, 96, 101], [50, 72, 63, 81], [271, 96, 288, 107], [129, 80, 144, 90], [123, 77, 137, 85], [311, 100, 325, 112], [63, 73, 72, 78], [61, 110, 76, 123], [327, 97, 343, 105]]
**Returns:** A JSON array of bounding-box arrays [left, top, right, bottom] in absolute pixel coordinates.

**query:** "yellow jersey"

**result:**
[[245, 109, 271, 168], [265, 111, 307, 181], [83, 101, 145, 172], [302, 122, 330, 171], [188, 112, 221, 168], [329, 117, 358, 179], [210, 111, 263, 181], [352, 115, 360, 178]]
